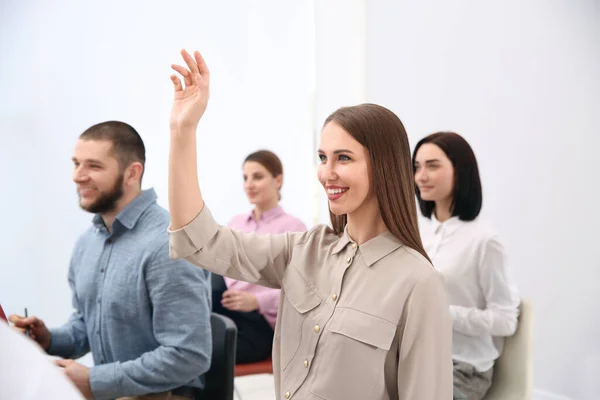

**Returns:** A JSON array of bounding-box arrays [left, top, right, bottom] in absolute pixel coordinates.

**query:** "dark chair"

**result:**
[[196, 312, 237, 400]]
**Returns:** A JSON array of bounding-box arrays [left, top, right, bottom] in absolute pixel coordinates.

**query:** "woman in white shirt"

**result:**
[[413, 131, 519, 400]]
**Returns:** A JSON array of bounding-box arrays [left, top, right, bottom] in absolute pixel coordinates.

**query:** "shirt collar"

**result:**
[[92, 189, 158, 231], [331, 227, 352, 254], [332, 226, 403, 267], [245, 206, 285, 223], [430, 212, 463, 236]]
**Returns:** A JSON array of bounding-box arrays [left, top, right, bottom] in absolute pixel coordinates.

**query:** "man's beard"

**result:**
[[79, 173, 124, 214]]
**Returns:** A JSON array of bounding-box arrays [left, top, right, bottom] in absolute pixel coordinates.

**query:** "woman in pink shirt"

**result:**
[[212, 150, 307, 363]]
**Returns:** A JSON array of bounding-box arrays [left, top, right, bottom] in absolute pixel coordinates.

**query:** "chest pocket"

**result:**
[[309, 307, 397, 400], [279, 265, 322, 371]]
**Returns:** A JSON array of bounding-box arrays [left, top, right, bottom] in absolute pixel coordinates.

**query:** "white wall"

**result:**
[[366, 1, 600, 399], [313, 0, 367, 225], [0, 0, 315, 346]]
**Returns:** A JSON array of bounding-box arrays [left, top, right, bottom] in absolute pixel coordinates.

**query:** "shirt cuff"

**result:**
[[254, 289, 280, 316], [89, 362, 120, 400], [47, 327, 74, 357], [449, 305, 465, 320], [168, 205, 220, 260]]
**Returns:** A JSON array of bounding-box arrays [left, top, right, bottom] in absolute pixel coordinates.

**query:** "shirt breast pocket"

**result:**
[[279, 265, 322, 371], [309, 308, 397, 400]]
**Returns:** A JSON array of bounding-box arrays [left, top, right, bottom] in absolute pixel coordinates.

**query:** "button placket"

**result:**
[[335, 242, 358, 304]]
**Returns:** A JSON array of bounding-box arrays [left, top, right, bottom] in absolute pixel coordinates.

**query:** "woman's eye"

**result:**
[[338, 155, 350, 161], [318, 154, 326, 162]]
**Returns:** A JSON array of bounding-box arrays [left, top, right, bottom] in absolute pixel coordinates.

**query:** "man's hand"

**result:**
[[8, 314, 52, 350], [222, 290, 260, 312], [56, 359, 93, 399]]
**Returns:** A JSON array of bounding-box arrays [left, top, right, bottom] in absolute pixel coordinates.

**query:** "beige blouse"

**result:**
[[169, 206, 453, 400]]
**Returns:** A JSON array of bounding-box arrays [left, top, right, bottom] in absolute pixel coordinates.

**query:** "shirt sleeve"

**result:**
[[450, 235, 520, 337], [169, 205, 307, 289], [254, 288, 281, 322], [89, 242, 212, 399], [48, 257, 90, 359], [397, 271, 453, 399]]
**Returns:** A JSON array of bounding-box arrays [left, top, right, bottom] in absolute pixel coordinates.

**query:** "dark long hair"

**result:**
[[413, 132, 482, 221], [324, 104, 430, 262]]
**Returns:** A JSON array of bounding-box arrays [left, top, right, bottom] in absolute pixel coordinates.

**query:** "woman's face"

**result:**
[[414, 143, 455, 203], [317, 121, 376, 217], [243, 161, 281, 207]]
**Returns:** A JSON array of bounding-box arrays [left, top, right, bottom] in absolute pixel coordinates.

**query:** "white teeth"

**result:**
[[327, 188, 347, 194]]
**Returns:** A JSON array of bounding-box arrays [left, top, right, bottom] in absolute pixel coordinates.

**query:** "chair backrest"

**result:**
[[484, 299, 534, 400], [196, 313, 237, 400]]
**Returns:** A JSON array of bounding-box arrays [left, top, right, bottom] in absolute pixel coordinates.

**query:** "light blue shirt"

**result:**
[[49, 189, 211, 399]]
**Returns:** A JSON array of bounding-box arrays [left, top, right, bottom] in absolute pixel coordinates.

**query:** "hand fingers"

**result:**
[[180, 49, 199, 75], [170, 75, 183, 92], [221, 297, 235, 307], [171, 64, 192, 87], [222, 290, 235, 299], [8, 314, 24, 325], [193, 50, 210, 82], [222, 296, 241, 309], [24, 316, 40, 326], [8, 315, 37, 327], [55, 359, 74, 368]]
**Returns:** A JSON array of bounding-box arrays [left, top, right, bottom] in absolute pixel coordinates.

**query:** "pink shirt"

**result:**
[[226, 206, 307, 328]]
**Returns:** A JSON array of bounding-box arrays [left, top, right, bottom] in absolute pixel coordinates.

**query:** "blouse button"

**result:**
[[346, 257, 352, 264], [314, 325, 320, 333], [284, 391, 291, 399], [304, 359, 309, 368], [332, 293, 338, 301], [351, 242, 357, 249]]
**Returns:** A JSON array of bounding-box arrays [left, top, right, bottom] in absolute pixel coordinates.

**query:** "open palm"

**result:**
[[170, 49, 210, 130]]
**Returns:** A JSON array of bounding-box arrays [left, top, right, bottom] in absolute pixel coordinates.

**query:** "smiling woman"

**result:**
[[167, 49, 453, 400]]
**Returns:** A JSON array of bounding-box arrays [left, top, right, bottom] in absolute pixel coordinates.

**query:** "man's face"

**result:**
[[72, 139, 124, 214]]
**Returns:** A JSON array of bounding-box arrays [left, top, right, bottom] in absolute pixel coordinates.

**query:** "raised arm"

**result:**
[[167, 49, 309, 287], [168, 49, 210, 229]]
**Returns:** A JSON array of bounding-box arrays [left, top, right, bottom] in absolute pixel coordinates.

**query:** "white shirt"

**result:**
[[0, 321, 84, 400], [420, 214, 520, 372]]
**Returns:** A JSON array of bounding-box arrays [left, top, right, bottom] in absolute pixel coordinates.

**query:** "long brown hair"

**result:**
[[244, 150, 284, 200], [324, 104, 430, 262]]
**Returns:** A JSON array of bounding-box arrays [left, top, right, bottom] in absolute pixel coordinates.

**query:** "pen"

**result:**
[[25, 307, 30, 337]]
